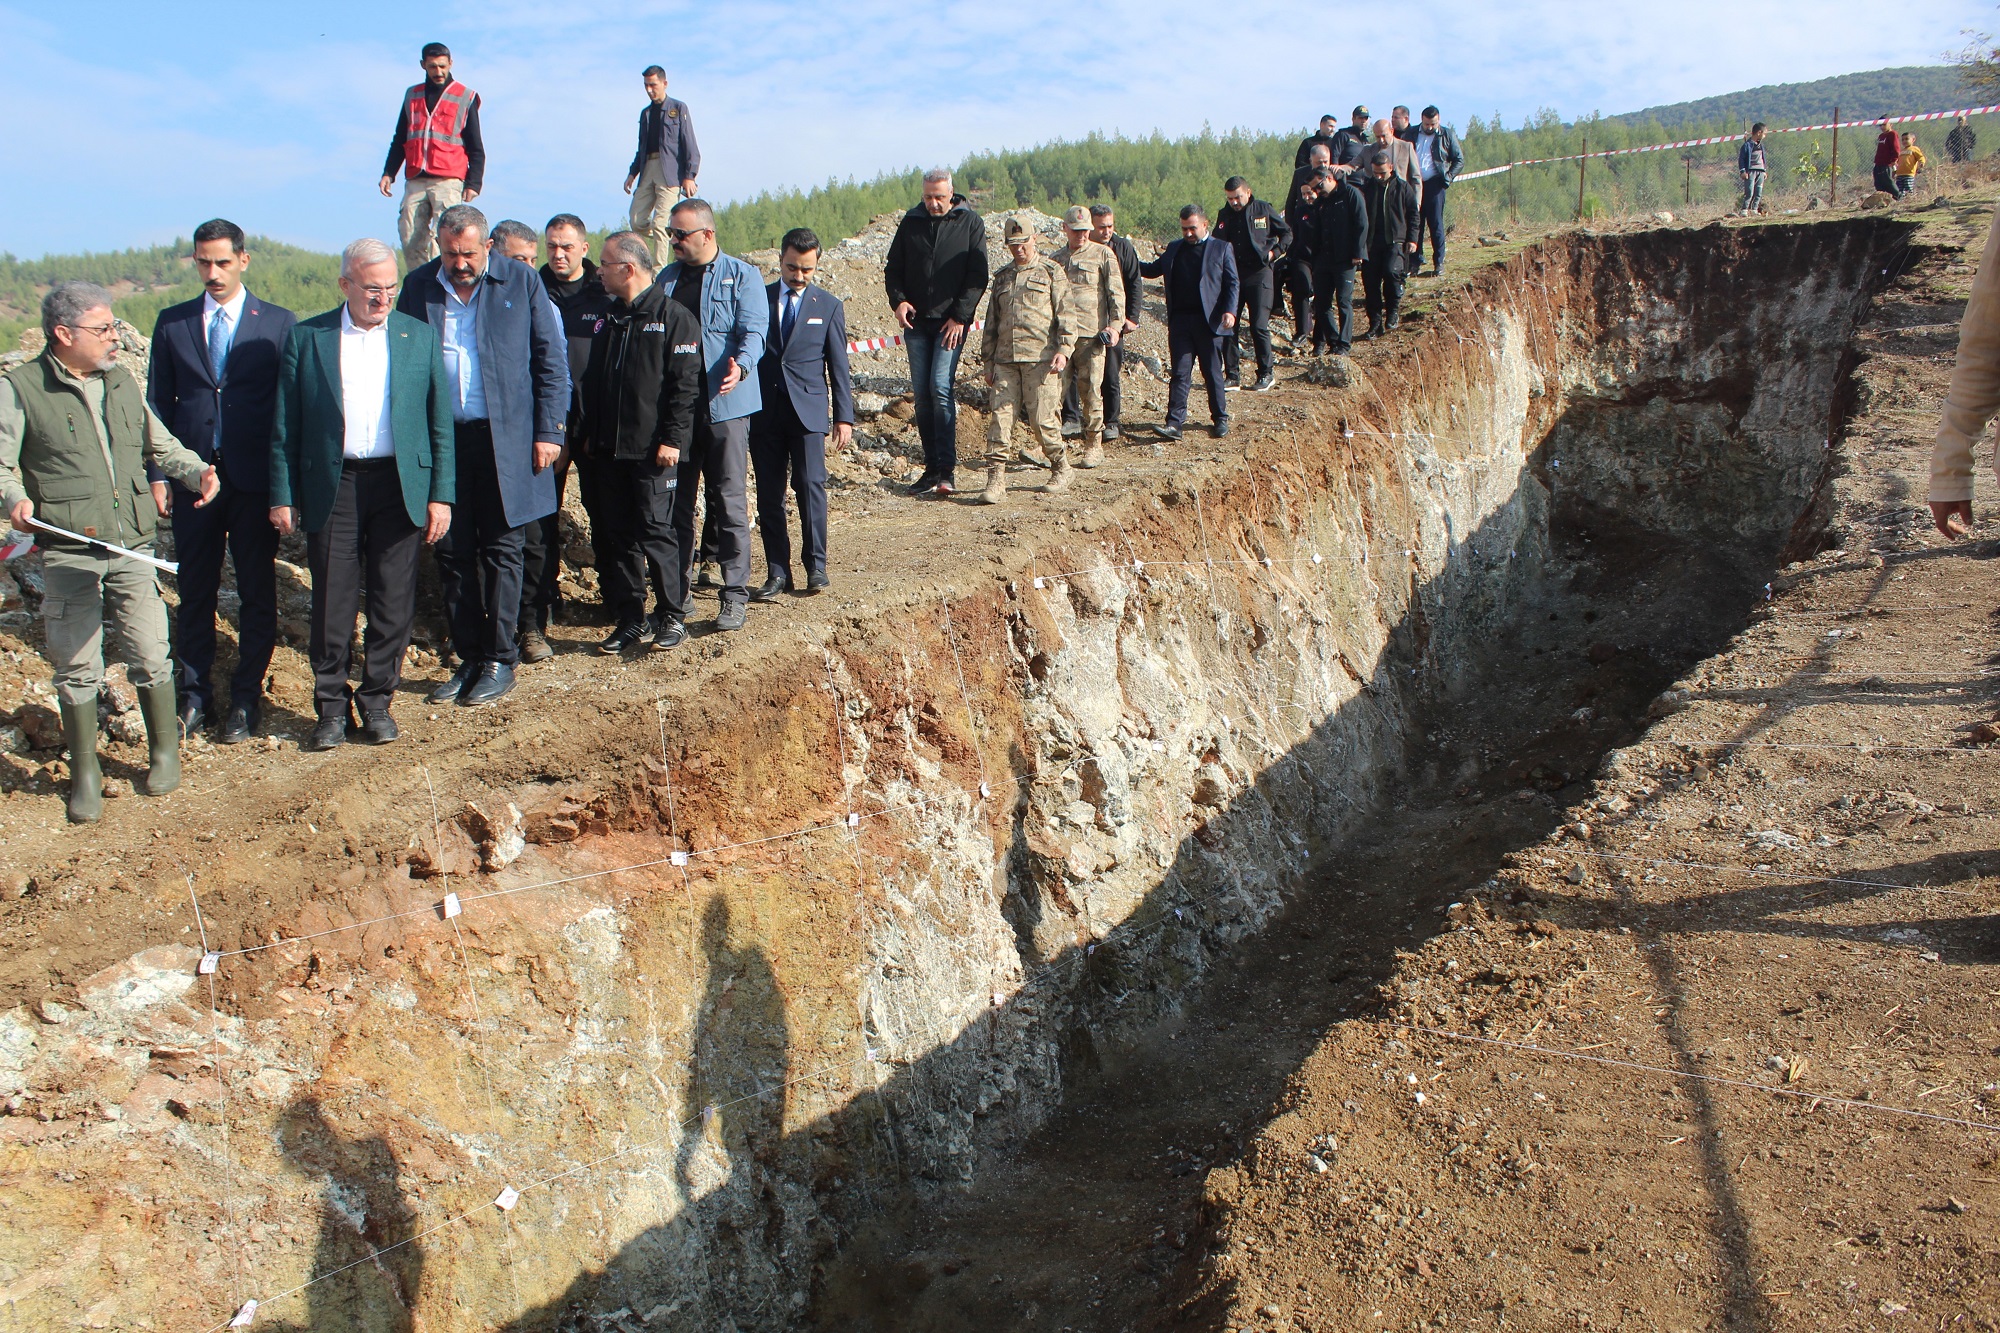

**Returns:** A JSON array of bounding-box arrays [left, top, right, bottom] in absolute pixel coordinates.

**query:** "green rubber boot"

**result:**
[[137, 683, 181, 796], [61, 700, 102, 824]]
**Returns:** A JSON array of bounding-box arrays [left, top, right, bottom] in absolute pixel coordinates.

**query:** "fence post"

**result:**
[[1576, 134, 1588, 221], [1830, 106, 1840, 207]]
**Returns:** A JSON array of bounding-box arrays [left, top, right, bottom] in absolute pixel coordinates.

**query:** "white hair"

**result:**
[[341, 238, 398, 278], [922, 168, 953, 187]]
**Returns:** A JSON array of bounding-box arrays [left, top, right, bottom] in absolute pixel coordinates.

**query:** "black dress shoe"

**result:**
[[305, 715, 346, 752], [598, 622, 646, 655], [1156, 424, 1183, 441], [750, 570, 792, 602], [215, 700, 259, 745], [428, 662, 477, 704], [177, 699, 206, 738], [356, 710, 400, 744], [457, 661, 516, 707], [805, 569, 830, 594], [652, 618, 687, 650], [903, 470, 942, 497], [1212, 419, 1232, 438], [714, 597, 747, 632]]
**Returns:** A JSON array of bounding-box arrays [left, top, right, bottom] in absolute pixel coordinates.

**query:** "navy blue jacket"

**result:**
[[396, 255, 570, 528], [756, 282, 854, 437], [1139, 236, 1242, 335], [146, 290, 295, 494]]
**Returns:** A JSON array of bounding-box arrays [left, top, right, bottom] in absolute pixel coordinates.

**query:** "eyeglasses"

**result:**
[[354, 285, 397, 300], [65, 322, 117, 339], [668, 227, 712, 241]]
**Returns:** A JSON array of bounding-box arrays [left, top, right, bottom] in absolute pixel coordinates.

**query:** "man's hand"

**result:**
[[424, 503, 451, 545], [8, 497, 32, 532], [623, 172, 638, 195], [942, 318, 967, 349], [893, 301, 916, 331], [269, 505, 295, 536], [1049, 353, 1068, 376], [831, 422, 853, 449], [680, 179, 697, 196], [151, 480, 172, 518], [719, 357, 743, 395], [1405, 241, 1419, 255], [1222, 312, 1238, 331], [378, 175, 395, 198], [1102, 323, 1122, 347], [1932, 499, 1974, 539], [1122, 317, 1139, 333], [193, 466, 220, 508], [653, 444, 680, 468], [1353, 257, 1365, 268], [532, 440, 561, 473], [463, 187, 480, 202]]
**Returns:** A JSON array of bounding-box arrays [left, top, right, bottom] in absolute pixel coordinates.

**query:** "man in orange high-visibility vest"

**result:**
[[377, 42, 486, 270]]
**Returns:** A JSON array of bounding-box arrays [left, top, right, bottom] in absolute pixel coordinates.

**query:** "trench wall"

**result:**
[[0, 219, 1911, 1332]]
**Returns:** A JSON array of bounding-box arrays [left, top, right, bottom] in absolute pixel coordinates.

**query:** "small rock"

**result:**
[[36, 997, 70, 1024], [1304, 356, 1358, 387], [1308, 1154, 1330, 1173], [1948, 1196, 1969, 1215], [852, 391, 891, 418], [1259, 1306, 1281, 1319], [1651, 210, 1675, 224], [16, 703, 60, 750], [886, 397, 916, 421], [1, 871, 29, 901], [461, 800, 527, 872], [101, 777, 128, 798], [1565, 862, 1587, 885], [104, 710, 146, 745]]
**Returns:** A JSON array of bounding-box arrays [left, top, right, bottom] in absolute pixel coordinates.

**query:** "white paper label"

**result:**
[[670, 850, 688, 867], [1032, 576, 1045, 589], [229, 1300, 259, 1327], [441, 893, 461, 919], [198, 952, 220, 975], [494, 1186, 520, 1211], [847, 812, 860, 827]]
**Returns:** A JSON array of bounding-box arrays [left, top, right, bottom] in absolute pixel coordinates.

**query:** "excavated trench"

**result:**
[[0, 216, 1918, 1333]]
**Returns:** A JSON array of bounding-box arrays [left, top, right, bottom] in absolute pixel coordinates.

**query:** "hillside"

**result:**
[[1610, 64, 1972, 130]]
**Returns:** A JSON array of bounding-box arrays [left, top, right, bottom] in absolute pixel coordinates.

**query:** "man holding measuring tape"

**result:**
[[2, 282, 219, 823]]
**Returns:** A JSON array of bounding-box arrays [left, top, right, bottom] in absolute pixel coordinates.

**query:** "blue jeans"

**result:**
[[904, 320, 963, 479]]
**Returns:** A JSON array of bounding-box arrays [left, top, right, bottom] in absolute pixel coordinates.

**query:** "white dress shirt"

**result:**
[[202, 286, 247, 350], [438, 271, 489, 422], [1416, 131, 1440, 181], [338, 307, 396, 460]]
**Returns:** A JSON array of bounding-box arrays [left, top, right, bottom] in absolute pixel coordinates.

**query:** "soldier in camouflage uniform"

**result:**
[[977, 218, 1081, 504], [1049, 205, 1125, 470]]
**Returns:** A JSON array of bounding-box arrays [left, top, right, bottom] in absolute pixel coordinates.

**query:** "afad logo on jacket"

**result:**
[[643, 322, 668, 333]]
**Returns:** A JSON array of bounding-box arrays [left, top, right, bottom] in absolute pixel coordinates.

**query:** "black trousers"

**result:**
[[305, 460, 421, 720], [578, 450, 686, 626], [437, 420, 528, 667], [1165, 316, 1228, 429], [1062, 340, 1125, 432], [1310, 261, 1358, 352], [1363, 260, 1406, 330], [1416, 179, 1449, 270], [1284, 260, 1315, 340], [751, 407, 828, 579], [517, 457, 569, 630], [672, 415, 752, 604], [171, 470, 278, 712], [1220, 266, 1275, 381], [1873, 163, 1896, 195]]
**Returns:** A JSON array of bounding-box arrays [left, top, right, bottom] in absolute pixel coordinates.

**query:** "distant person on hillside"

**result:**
[[1295, 115, 1342, 170], [975, 218, 1079, 503], [1048, 207, 1125, 469], [624, 67, 700, 268], [5, 282, 218, 821], [1402, 106, 1464, 277], [884, 169, 989, 498], [1737, 123, 1769, 217], [1873, 119, 1900, 196], [378, 42, 484, 271], [1947, 114, 1978, 165], [1929, 204, 2000, 539], [1138, 205, 1239, 441], [1330, 107, 1373, 177], [145, 218, 295, 746], [1215, 177, 1290, 393], [1896, 132, 1926, 198], [1309, 169, 1368, 356], [1063, 205, 1143, 442], [1358, 151, 1421, 338]]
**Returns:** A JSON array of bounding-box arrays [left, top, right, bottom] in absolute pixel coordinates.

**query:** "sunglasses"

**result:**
[[668, 226, 713, 241]]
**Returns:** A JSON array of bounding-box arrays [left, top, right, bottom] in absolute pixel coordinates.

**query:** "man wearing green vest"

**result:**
[[2, 282, 218, 823]]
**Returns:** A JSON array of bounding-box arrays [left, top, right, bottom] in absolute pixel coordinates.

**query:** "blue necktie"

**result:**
[[207, 310, 233, 450], [780, 291, 797, 348]]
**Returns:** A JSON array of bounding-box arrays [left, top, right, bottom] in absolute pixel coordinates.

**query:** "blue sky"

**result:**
[[0, 0, 1988, 257]]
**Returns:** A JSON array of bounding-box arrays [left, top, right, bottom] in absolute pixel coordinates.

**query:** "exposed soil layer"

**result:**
[[0, 204, 1956, 1333]]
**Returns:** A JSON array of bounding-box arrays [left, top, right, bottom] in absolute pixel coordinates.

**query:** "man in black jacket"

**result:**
[[1063, 204, 1142, 440], [1358, 152, 1421, 338], [542, 213, 617, 635], [1294, 115, 1342, 170], [1398, 106, 1465, 276], [1309, 172, 1368, 355], [1283, 176, 1321, 346], [578, 232, 705, 654], [1138, 205, 1239, 440], [1215, 177, 1291, 392], [884, 170, 988, 497], [1330, 108, 1373, 175]]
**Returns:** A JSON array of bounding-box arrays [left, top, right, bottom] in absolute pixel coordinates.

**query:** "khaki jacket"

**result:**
[[980, 256, 1082, 366], [1051, 239, 1126, 345], [1932, 206, 2000, 501]]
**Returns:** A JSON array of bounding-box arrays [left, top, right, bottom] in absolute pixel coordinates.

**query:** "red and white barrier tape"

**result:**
[[1455, 100, 2000, 182], [848, 319, 984, 355]]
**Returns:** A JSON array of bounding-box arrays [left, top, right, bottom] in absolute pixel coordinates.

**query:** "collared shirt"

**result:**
[[777, 285, 803, 346], [0, 356, 203, 514], [437, 269, 489, 422], [201, 286, 247, 351], [1416, 131, 1439, 181], [338, 307, 396, 460]]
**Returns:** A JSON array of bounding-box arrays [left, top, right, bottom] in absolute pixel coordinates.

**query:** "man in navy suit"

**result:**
[[751, 228, 853, 600], [396, 204, 569, 707], [147, 218, 296, 743], [1138, 205, 1239, 440]]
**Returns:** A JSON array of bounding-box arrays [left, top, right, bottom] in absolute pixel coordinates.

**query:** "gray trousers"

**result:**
[[40, 546, 172, 707]]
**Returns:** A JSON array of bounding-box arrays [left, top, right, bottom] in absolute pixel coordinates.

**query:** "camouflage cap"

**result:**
[[1003, 217, 1035, 242], [1062, 205, 1092, 231]]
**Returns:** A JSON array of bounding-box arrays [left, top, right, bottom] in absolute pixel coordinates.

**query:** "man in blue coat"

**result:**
[[269, 239, 455, 751], [1138, 205, 1239, 440], [147, 218, 295, 743], [751, 228, 853, 602], [652, 198, 767, 631], [396, 204, 569, 706]]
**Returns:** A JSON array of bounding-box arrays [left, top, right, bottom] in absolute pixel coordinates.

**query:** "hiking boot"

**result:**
[[977, 464, 1007, 505], [518, 626, 553, 663], [714, 597, 747, 632], [1044, 451, 1074, 493], [1251, 373, 1275, 392], [1077, 434, 1106, 468], [61, 700, 102, 824]]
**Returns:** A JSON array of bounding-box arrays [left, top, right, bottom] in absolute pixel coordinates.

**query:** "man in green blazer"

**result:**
[[270, 238, 455, 751]]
